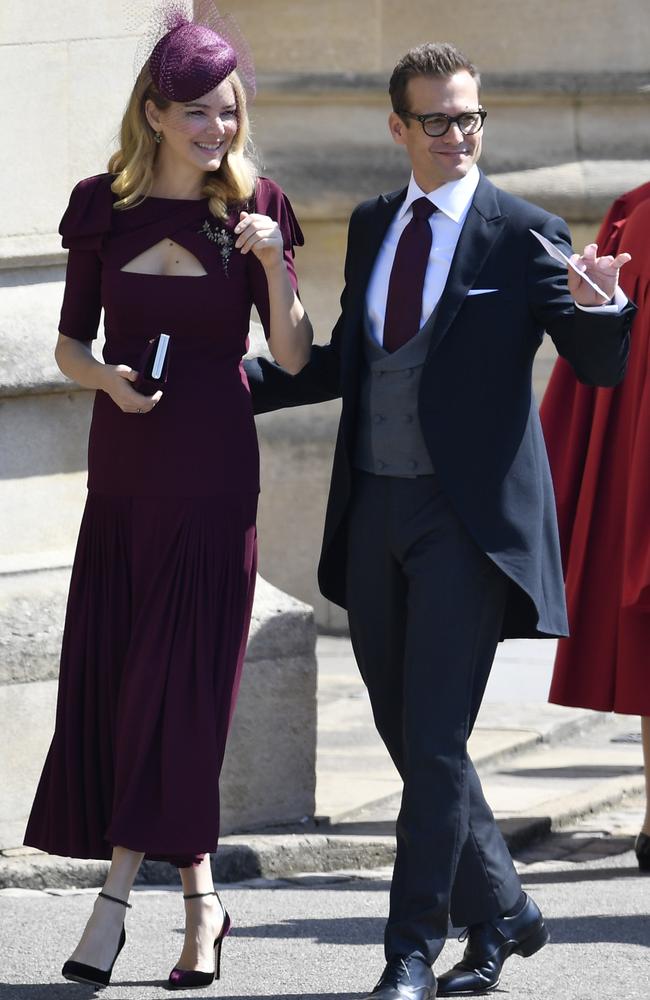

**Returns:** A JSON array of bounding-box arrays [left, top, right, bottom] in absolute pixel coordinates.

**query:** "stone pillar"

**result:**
[[0, 568, 317, 851]]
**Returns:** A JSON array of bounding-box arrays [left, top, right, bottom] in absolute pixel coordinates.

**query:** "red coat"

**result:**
[[541, 182, 650, 714]]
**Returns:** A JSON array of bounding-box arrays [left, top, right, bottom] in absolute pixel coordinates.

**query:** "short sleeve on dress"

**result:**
[[59, 250, 103, 342], [254, 176, 304, 257], [59, 173, 115, 251], [58, 175, 114, 341], [250, 177, 305, 337]]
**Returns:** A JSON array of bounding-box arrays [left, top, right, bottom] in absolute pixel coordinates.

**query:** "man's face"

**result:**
[[389, 70, 483, 191]]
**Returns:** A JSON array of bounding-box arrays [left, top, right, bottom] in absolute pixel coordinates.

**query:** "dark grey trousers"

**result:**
[[346, 472, 522, 966]]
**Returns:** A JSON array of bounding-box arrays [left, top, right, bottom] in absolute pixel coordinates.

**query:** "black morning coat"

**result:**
[[245, 171, 636, 639]]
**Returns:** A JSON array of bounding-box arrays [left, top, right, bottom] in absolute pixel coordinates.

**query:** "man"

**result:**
[[247, 43, 634, 1000]]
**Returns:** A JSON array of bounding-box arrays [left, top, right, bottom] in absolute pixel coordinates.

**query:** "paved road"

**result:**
[[1, 797, 647, 1000], [3, 636, 646, 997]]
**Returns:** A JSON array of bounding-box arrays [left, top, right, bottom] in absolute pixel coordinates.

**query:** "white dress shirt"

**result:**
[[365, 165, 626, 348], [366, 167, 480, 346]]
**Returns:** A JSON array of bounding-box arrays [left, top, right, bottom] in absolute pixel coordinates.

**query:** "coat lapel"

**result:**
[[346, 188, 406, 316], [427, 173, 506, 357], [341, 187, 407, 381]]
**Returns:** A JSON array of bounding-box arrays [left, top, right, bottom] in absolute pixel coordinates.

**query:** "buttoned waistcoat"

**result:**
[[353, 310, 436, 477]]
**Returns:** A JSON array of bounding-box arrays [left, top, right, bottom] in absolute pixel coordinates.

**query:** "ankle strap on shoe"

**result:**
[[98, 891, 132, 908], [183, 891, 217, 900]]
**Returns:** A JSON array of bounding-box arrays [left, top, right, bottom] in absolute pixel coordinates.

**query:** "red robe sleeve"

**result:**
[[539, 183, 650, 568]]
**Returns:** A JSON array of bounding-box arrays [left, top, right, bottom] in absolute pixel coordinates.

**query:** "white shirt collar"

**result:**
[[397, 165, 480, 224]]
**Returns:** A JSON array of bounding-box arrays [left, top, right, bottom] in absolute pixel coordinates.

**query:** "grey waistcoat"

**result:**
[[353, 309, 437, 477]]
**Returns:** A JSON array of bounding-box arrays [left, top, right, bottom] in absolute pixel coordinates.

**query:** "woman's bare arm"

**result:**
[[234, 212, 313, 375]]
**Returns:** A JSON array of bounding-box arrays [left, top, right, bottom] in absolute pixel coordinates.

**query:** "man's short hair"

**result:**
[[389, 43, 480, 114]]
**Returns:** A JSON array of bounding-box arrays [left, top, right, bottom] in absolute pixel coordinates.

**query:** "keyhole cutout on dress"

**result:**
[[121, 238, 208, 277]]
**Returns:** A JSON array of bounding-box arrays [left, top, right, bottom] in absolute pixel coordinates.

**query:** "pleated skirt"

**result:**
[[24, 490, 258, 865]]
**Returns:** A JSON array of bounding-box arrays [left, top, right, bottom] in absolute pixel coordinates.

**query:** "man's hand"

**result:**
[[568, 243, 632, 306]]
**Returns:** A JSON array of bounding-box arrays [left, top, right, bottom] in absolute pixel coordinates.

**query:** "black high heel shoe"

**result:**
[[635, 832, 650, 872], [167, 890, 231, 990], [61, 891, 132, 988]]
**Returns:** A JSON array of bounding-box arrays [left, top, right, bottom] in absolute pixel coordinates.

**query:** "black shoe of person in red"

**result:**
[[635, 832, 650, 872]]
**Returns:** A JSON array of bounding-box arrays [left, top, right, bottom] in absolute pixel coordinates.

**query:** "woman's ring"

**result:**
[[137, 408, 142, 414]]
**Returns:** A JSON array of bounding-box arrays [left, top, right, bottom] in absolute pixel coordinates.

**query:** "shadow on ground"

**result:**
[[522, 864, 644, 884], [168, 911, 386, 945], [546, 913, 650, 947], [0, 989, 367, 1000], [501, 764, 642, 779], [229, 915, 384, 944]]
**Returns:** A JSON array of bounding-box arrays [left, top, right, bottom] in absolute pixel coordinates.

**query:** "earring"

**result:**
[[154, 131, 162, 144]]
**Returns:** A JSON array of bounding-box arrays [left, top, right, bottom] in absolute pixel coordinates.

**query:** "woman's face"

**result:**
[[147, 78, 239, 175]]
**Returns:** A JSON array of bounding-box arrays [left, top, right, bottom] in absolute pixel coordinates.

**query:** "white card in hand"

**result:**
[[152, 333, 170, 379], [529, 229, 609, 299]]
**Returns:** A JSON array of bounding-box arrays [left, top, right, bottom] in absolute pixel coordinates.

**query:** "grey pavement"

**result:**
[[315, 635, 568, 818], [1, 636, 648, 998], [0, 794, 648, 1000], [314, 635, 644, 842]]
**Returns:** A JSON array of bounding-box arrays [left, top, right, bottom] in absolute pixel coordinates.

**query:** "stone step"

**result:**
[[310, 713, 644, 863], [314, 635, 610, 824], [1, 707, 641, 890]]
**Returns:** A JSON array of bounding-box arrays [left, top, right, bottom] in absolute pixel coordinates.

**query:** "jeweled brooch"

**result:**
[[199, 220, 234, 276]]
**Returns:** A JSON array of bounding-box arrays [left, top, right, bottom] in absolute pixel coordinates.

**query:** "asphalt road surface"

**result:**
[[1, 796, 648, 1000]]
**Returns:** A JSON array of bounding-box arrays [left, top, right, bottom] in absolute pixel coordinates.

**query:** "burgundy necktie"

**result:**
[[382, 197, 436, 354]]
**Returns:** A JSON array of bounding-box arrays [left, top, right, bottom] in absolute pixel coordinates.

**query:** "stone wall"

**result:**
[[232, 1, 649, 77], [0, 5, 139, 251]]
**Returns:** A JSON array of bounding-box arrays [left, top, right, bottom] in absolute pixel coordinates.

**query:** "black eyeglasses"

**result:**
[[398, 108, 487, 137]]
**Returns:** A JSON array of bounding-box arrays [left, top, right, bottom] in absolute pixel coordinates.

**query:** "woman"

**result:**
[[23, 7, 312, 989], [541, 181, 650, 872]]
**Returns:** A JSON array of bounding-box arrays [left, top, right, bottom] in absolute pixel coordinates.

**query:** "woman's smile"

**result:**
[[194, 140, 225, 153]]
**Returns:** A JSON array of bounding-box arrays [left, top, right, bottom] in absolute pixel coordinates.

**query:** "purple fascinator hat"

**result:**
[[134, 0, 256, 102], [149, 22, 236, 101]]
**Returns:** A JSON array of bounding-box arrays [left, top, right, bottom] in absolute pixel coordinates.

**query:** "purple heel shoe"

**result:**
[[168, 890, 231, 991]]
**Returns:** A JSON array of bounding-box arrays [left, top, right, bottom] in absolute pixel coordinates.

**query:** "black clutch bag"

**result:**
[[133, 333, 171, 395]]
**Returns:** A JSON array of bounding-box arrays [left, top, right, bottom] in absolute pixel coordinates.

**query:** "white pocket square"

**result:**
[[466, 288, 499, 296]]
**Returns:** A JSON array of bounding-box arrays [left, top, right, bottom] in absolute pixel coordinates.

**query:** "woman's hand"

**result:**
[[54, 335, 161, 411], [99, 364, 162, 413], [234, 211, 284, 270]]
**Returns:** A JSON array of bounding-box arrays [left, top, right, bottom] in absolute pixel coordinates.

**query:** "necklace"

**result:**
[[198, 220, 234, 276]]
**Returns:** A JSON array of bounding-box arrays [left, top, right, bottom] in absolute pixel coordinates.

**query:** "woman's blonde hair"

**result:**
[[108, 63, 257, 218]]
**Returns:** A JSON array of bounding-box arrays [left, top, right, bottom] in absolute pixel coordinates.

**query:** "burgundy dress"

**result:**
[[24, 173, 303, 865], [541, 182, 650, 716]]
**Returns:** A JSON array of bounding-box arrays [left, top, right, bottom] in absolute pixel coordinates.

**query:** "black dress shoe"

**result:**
[[437, 893, 549, 996], [364, 955, 437, 1000], [635, 832, 650, 872]]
